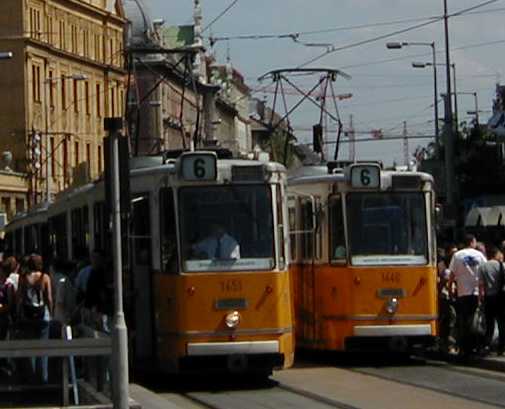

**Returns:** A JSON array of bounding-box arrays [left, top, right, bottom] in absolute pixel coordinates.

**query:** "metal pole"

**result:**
[[443, 0, 455, 207], [431, 43, 440, 155], [474, 92, 479, 125], [452, 64, 458, 134], [110, 130, 129, 409], [403, 121, 409, 166]]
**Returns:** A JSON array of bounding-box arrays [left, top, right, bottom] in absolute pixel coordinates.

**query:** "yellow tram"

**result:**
[[5, 151, 294, 374], [288, 162, 437, 352]]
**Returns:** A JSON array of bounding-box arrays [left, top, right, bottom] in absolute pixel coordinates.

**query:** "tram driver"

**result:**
[[192, 223, 240, 260]]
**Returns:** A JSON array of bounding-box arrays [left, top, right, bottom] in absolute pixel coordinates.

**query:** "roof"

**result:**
[[465, 206, 493, 227]]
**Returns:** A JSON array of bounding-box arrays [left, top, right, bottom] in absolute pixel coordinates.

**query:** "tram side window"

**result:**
[[71, 207, 86, 258], [50, 213, 68, 260], [288, 198, 297, 261], [131, 194, 151, 267], [159, 188, 178, 274], [329, 196, 346, 262], [276, 185, 286, 269], [300, 199, 314, 260], [93, 202, 109, 253]]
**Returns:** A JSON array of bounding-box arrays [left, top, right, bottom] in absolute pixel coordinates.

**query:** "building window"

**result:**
[[32, 64, 41, 102], [61, 75, 67, 109], [98, 145, 102, 174], [59, 20, 66, 50], [15, 198, 24, 214], [94, 34, 102, 61], [109, 38, 114, 64], [110, 87, 115, 116], [48, 70, 54, 108], [73, 79, 79, 113], [29, 8, 41, 40], [71, 25, 78, 54], [84, 81, 90, 115], [96, 83, 101, 116], [83, 30, 89, 58], [74, 141, 79, 166], [47, 15, 54, 44], [63, 138, 68, 185], [86, 143, 91, 174], [50, 136, 55, 178], [119, 89, 124, 116]]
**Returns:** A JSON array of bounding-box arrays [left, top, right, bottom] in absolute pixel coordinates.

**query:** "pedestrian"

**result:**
[[438, 243, 458, 355], [478, 246, 505, 355], [3, 256, 19, 293], [83, 250, 112, 332], [449, 234, 487, 357], [17, 254, 53, 383]]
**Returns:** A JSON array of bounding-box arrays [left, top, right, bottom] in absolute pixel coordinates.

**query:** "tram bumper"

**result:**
[[345, 324, 435, 352], [180, 340, 284, 372]]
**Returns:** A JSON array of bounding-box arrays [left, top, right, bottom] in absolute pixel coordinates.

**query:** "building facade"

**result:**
[[0, 0, 126, 206]]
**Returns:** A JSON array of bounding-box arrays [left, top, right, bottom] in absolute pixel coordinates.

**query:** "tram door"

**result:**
[[130, 194, 153, 360], [300, 198, 316, 344]]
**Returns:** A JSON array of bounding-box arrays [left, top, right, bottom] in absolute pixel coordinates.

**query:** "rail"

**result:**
[[0, 335, 112, 406]]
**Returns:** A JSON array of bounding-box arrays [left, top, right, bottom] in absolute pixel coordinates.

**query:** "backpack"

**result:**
[[22, 277, 46, 321]]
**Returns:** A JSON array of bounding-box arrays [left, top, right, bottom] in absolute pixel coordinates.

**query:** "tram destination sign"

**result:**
[[180, 152, 217, 181], [350, 164, 380, 189]]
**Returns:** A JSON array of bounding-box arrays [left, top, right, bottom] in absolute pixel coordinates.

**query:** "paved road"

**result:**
[[134, 355, 505, 409]]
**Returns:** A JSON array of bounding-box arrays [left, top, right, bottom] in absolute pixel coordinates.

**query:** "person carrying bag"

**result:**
[[17, 254, 53, 383]]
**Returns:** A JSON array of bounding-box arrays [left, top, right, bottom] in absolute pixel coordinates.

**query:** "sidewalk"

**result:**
[[463, 353, 505, 372]]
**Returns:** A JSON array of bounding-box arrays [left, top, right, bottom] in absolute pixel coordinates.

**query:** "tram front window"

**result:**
[[347, 193, 428, 265], [179, 185, 275, 272]]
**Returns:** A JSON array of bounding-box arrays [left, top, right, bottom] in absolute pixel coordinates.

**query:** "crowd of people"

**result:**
[[0, 250, 113, 384], [438, 233, 505, 358]]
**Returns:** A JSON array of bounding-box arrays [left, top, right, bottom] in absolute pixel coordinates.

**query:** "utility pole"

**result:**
[[104, 118, 129, 409], [348, 114, 355, 162], [443, 0, 456, 208], [403, 121, 409, 166]]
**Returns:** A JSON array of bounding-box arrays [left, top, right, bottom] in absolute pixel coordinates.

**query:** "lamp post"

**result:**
[[387, 42, 439, 153], [44, 73, 87, 201], [458, 92, 479, 125], [412, 62, 457, 131]]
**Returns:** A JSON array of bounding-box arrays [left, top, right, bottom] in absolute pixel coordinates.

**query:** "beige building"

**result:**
[[0, 0, 126, 206]]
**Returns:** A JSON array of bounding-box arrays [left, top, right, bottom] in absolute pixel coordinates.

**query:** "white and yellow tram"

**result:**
[[288, 162, 438, 352], [5, 151, 295, 374]]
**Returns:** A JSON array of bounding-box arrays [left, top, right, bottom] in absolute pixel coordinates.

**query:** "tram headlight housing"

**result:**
[[386, 297, 399, 314], [225, 311, 241, 328]]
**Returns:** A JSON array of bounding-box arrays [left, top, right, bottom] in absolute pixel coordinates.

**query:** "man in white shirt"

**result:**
[[449, 234, 487, 356], [193, 224, 240, 260]]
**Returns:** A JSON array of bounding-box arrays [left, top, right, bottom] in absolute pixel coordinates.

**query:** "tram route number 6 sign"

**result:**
[[350, 164, 380, 189], [180, 152, 217, 181]]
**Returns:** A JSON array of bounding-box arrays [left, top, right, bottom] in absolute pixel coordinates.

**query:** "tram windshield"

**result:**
[[179, 185, 275, 272], [346, 192, 428, 265]]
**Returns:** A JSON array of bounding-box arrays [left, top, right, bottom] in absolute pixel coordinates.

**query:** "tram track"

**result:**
[[182, 382, 361, 409], [348, 361, 505, 408]]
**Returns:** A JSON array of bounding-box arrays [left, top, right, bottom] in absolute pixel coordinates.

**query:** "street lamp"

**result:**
[[387, 41, 439, 153], [43, 73, 88, 201], [412, 62, 458, 132], [458, 92, 479, 125], [0, 52, 13, 60]]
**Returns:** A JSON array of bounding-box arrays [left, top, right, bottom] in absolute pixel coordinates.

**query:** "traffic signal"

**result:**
[[313, 123, 323, 153]]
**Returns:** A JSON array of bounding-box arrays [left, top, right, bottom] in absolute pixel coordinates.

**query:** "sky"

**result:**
[[146, 0, 504, 165]]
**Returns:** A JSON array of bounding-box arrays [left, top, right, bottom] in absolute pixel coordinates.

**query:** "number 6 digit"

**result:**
[[360, 169, 370, 186], [194, 158, 206, 178]]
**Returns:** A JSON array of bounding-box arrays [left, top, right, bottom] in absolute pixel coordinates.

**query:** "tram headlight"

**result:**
[[225, 311, 241, 328], [386, 297, 399, 314]]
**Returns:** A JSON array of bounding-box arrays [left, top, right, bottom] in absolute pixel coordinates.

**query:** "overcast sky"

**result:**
[[147, 0, 504, 164]]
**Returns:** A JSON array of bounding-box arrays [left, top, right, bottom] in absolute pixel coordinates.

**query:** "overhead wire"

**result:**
[[296, 0, 503, 68], [203, 0, 240, 33]]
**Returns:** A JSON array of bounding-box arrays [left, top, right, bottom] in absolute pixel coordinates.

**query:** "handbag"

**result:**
[[471, 305, 486, 337]]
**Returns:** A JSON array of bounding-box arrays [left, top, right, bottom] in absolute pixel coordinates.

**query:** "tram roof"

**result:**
[[288, 165, 433, 186]]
